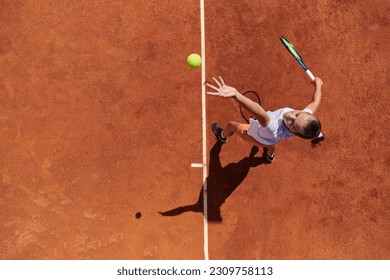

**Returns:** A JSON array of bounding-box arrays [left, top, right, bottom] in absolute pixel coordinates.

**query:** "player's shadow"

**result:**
[[158, 142, 268, 222]]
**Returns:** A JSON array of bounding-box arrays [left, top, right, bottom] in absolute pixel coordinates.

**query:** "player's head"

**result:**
[[283, 110, 322, 140]]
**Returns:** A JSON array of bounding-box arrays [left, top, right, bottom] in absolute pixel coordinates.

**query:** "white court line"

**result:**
[[200, 0, 209, 260], [191, 163, 203, 168]]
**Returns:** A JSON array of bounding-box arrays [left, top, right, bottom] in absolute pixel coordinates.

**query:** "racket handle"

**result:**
[[306, 69, 315, 81]]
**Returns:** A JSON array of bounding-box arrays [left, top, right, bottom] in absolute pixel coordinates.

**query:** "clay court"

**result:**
[[1, 0, 389, 260]]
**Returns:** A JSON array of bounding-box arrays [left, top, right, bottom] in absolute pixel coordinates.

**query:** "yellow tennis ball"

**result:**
[[187, 53, 202, 68]]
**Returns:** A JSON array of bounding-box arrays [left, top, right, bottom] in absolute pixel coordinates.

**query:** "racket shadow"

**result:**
[[158, 142, 268, 222]]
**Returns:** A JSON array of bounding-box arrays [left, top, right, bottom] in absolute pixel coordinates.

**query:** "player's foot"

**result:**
[[211, 121, 227, 143], [263, 148, 275, 163]]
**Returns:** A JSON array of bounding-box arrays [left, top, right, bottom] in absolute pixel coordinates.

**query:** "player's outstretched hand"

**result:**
[[206, 76, 238, 98]]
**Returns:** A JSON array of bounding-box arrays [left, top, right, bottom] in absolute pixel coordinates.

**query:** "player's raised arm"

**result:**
[[305, 77, 323, 113], [206, 76, 270, 126]]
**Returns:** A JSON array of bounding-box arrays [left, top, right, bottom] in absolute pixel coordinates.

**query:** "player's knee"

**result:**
[[237, 125, 248, 135], [227, 121, 238, 131]]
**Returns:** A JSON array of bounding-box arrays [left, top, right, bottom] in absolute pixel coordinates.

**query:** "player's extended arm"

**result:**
[[206, 76, 270, 126], [305, 77, 323, 113]]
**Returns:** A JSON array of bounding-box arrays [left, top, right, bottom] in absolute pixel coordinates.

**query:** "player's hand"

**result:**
[[313, 77, 323, 87], [206, 76, 238, 98]]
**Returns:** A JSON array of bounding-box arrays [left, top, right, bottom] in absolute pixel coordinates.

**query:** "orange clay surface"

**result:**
[[1, 0, 389, 259]]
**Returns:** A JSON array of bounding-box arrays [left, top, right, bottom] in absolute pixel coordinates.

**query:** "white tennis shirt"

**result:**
[[247, 107, 313, 145]]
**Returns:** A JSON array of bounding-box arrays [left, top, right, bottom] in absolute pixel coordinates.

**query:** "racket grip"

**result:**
[[306, 69, 315, 81]]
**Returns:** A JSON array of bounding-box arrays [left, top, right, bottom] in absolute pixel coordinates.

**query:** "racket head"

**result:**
[[280, 36, 307, 70], [239, 91, 261, 123]]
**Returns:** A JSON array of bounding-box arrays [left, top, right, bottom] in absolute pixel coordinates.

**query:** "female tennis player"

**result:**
[[206, 76, 324, 163]]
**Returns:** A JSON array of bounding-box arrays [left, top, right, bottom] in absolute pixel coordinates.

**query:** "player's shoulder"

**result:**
[[268, 107, 293, 115], [302, 108, 313, 114]]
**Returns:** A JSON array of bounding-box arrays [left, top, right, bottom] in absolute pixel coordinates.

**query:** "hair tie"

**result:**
[[316, 131, 323, 138]]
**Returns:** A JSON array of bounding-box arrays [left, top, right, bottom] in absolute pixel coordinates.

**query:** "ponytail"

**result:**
[[311, 132, 325, 146]]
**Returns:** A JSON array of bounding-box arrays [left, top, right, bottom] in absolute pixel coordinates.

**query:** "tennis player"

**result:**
[[206, 76, 324, 163]]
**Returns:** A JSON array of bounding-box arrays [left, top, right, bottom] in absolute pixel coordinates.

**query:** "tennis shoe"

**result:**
[[263, 148, 275, 163], [211, 121, 227, 143]]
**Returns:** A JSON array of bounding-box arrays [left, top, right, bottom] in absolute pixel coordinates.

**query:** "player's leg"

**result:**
[[212, 120, 253, 143], [225, 121, 253, 141], [225, 121, 277, 163]]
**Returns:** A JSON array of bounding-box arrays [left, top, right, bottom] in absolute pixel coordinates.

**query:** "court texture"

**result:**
[[0, 0, 389, 259]]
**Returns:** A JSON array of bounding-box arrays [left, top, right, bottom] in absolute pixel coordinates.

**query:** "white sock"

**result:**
[[221, 131, 227, 139]]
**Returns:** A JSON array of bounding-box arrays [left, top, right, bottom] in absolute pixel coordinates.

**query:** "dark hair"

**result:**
[[297, 116, 324, 145]]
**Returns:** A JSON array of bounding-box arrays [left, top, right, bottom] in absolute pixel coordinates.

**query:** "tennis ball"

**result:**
[[187, 53, 202, 68]]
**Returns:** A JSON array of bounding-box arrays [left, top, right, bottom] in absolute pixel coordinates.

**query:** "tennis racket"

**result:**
[[239, 90, 261, 123], [279, 36, 315, 81]]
